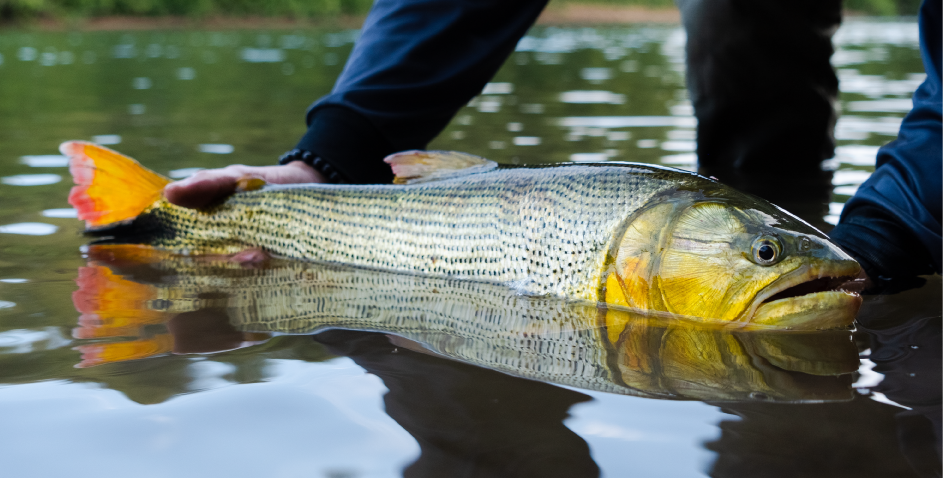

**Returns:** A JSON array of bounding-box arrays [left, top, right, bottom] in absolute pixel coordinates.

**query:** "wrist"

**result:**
[[278, 148, 347, 184], [282, 160, 326, 183]]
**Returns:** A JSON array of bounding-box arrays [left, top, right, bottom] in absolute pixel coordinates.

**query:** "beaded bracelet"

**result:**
[[277, 149, 347, 184]]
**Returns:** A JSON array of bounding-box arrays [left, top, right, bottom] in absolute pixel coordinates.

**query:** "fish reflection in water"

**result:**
[[73, 245, 857, 403], [66, 245, 940, 477]]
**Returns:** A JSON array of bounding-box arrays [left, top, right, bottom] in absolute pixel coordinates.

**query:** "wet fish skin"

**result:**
[[135, 163, 860, 328], [64, 141, 860, 327], [138, 163, 686, 301]]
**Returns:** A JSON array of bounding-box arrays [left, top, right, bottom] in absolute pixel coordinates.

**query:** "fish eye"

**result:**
[[751, 236, 782, 266]]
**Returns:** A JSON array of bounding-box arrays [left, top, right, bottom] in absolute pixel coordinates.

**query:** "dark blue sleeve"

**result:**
[[829, 0, 942, 279], [293, 0, 548, 184]]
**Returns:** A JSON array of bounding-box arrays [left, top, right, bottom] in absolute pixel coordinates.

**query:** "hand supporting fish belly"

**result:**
[[62, 141, 862, 329]]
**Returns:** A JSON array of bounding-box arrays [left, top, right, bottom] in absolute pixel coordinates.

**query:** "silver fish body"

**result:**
[[141, 163, 693, 301]]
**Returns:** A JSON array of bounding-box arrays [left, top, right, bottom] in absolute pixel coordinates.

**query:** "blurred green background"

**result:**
[[0, 0, 925, 22]]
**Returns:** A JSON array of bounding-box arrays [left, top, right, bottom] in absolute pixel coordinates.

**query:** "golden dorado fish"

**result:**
[[74, 245, 858, 402], [63, 141, 861, 329]]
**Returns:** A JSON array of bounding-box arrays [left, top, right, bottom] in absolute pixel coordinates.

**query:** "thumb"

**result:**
[[163, 169, 242, 209]]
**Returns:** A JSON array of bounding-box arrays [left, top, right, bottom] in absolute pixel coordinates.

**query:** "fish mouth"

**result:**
[[745, 261, 862, 330], [762, 274, 858, 303]]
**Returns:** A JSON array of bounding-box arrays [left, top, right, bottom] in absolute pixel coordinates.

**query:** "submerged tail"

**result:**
[[62, 141, 171, 229]]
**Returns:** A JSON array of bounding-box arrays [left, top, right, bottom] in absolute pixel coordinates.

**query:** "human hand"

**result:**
[[163, 161, 325, 209], [841, 267, 874, 294]]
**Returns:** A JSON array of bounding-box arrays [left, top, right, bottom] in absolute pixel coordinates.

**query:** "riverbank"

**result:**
[[1, 6, 903, 31], [1, 4, 679, 30], [539, 4, 679, 24]]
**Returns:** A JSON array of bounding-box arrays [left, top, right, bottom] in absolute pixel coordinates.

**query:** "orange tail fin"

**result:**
[[62, 141, 171, 229]]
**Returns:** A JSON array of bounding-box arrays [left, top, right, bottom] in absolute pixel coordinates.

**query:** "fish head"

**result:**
[[608, 191, 862, 329]]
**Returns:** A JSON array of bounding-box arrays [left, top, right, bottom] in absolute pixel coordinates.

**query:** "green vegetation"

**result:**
[[561, 0, 676, 7], [846, 0, 921, 16], [0, 0, 924, 22], [563, 0, 922, 15], [0, 0, 376, 20]]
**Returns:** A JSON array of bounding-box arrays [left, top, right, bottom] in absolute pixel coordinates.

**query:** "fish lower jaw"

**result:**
[[747, 290, 862, 330], [743, 261, 862, 330]]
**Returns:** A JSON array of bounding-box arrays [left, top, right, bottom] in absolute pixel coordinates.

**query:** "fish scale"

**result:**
[[143, 164, 683, 301]]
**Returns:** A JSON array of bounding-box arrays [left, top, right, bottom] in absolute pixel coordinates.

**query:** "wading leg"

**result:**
[[677, 0, 842, 229]]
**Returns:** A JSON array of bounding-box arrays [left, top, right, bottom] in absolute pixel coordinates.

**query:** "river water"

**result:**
[[0, 19, 939, 478]]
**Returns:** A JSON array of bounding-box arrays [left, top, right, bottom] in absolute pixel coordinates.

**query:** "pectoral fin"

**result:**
[[384, 150, 497, 185]]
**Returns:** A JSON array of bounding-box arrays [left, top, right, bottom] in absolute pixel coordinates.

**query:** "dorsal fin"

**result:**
[[383, 150, 497, 185]]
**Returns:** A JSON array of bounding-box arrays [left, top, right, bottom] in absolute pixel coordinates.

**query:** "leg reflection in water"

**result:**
[[313, 330, 600, 478], [706, 283, 942, 478], [856, 281, 942, 477]]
